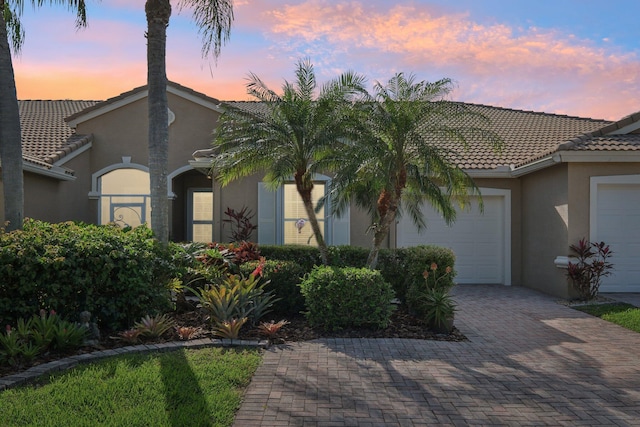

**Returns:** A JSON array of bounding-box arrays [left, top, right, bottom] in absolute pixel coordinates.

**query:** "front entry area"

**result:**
[[171, 169, 213, 243]]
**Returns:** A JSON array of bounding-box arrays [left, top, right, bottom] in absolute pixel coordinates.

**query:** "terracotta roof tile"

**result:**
[[19, 100, 98, 165], [561, 134, 640, 151], [223, 101, 612, 170]]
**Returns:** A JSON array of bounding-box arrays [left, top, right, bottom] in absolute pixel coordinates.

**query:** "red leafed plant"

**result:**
[[566, 238, 614, 300], [222, 206, 258, 242], [228, 241, 261, 264]]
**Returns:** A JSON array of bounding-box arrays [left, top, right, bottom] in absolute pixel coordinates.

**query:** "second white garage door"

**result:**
[[396, 190, 510, 285], [591, 178, 640, 292]]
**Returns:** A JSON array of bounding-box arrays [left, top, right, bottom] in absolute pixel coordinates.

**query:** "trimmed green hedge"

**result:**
[[299, 266, 395, 331], [258, 244, 455, 303], [0, 220, 172, 332]]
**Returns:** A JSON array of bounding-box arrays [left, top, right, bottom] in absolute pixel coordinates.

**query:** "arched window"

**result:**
[[98, 168, 151, 228]]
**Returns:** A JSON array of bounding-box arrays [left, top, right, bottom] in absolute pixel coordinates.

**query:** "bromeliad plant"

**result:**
[[133, 314, 176, 339], [214, 318, 248, 340], [0, 310, 87, 368], [567, 238, 614, 300], [189, 258, 278, 335]]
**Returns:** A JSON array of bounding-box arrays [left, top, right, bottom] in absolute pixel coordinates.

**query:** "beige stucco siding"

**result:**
[[520, 164, 572, 297], [75, 93, 221, 175]]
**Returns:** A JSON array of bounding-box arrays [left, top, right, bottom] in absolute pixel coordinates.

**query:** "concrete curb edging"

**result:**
[[0, 338, 269, 392]]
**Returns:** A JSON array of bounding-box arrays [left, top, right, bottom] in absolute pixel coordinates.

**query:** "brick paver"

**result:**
[[233, 285, 640, 426]]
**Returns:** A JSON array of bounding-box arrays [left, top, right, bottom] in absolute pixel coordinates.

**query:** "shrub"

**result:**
[[240, 259, 307, 315], [255, 244, 455, 305], [327, 245, 369, 267], [406, 263, 456, 332], [399, 246, 456, 303], [567, 238, 614, 300], [299, 266, 395, 331], [0, 219, 172, 332], [258, 245, 322, 271], [189, 264, 277, 327]]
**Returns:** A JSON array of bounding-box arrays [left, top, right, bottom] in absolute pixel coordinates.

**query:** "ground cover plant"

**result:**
[[0, 347, 261, 427], [574, 303, 640, 333]]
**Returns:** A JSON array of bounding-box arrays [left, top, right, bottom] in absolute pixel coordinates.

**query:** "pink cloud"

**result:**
[[257, 1, 640, 119]]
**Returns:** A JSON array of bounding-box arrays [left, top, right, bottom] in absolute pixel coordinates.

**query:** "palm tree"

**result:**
[[329, 73, 503, 269], [145, 0, 233, 245], [212, 58, 367, 265], [0, 0, 87, 231]]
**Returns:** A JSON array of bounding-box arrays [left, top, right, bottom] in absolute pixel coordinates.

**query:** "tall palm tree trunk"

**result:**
[[366, 209, 397, 269], [300, 193, 329, 266], [0, 10, 24, 231], [145, 0, 171, 245], [296, 181, 329, 265]]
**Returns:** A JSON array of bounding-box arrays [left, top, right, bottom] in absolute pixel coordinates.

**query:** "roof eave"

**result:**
[[465, 165, 514, 178], [23, 162, 76, 181], [554, 151, 640, 162]]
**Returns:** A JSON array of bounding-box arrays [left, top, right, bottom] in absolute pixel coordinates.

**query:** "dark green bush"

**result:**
[[327, 245, 368, 267], [240, 259, 307, 315], [0, 219, 172, 333], [258, 245, 322, 271], [299, 266, 395, 331], [257, 244, 455, 304]]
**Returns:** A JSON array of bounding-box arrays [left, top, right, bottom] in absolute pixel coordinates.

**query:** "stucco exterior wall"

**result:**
[[520, 164, 572, 297], [75, 93, 220, 175]]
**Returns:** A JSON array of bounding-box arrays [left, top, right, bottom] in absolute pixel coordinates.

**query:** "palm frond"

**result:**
[[178, 0, 233, 59]]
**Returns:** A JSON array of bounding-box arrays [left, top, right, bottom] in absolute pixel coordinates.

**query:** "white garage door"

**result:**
[[593, 182, 640, 292], [397, 193, 509, 285]]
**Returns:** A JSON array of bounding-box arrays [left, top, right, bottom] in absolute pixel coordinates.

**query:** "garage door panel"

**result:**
[[595, 182, 640, 292], [398, 195, 506, 284]]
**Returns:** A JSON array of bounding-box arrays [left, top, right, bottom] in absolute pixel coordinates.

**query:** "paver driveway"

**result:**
[[234, 285, 640, 426]]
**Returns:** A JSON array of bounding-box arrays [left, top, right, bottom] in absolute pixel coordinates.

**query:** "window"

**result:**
[[257, 174, 350, 246], [99, 169, 151, 227], [283, 183, 325, 246], [188, 189, 214, 243]]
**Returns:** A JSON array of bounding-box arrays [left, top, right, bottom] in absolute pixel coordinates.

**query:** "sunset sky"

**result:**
[[12, 0, 640, 120]]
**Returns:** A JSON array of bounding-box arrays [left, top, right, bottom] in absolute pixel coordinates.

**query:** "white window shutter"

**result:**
[[258, 182, 277, 244], [331, 205, 350, 246]]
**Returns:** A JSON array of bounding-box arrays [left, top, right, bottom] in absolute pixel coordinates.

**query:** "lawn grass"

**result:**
[[0, 347, 261, 427], [575, 303, 640, 333]]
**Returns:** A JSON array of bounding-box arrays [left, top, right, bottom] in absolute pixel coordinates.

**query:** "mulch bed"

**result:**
[[1, 306, 465, 379]]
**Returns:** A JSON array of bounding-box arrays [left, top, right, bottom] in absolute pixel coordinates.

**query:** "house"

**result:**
[[3, 81, 640, 298]]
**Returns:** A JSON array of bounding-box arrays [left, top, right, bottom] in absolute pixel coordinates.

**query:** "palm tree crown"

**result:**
[[330, 73, 503, 268], [213, 58, 366, 264]]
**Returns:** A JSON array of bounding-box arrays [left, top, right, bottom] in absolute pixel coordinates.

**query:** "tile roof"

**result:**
[[561, 134, 640, 151], [19, 100, 98, 167], [440, 103, 611, 169], [16, 90, 638, 176], [222, 101, 613, 169]]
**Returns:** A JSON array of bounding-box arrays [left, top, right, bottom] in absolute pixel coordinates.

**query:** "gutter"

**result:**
[[510, 155, 560, 177], [23, 162, 76, 181]]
